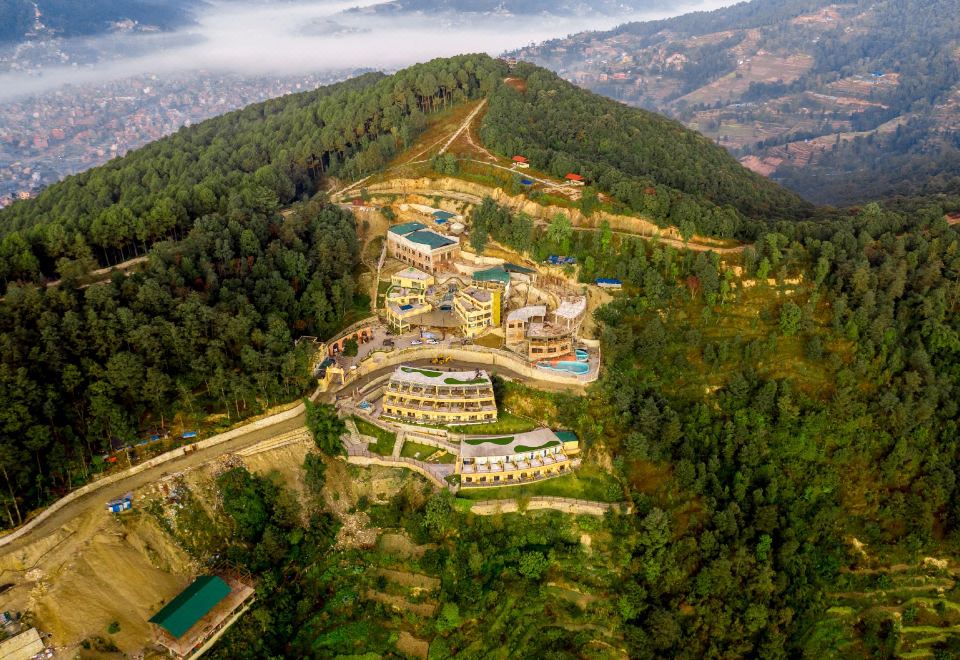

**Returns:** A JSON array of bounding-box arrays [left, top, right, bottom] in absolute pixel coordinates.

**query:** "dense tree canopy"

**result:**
[[0, 54, 505, 288], [481, 64, 811, 239]]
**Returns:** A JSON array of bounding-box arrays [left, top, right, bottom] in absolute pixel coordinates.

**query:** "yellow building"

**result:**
[[386, 286, 426, 307], [458, 428, 580, 487], [382, 366, 497, 424], [386, 301, 432, 333], [391, 267, 434, 290], [454, 286, 500, 337]]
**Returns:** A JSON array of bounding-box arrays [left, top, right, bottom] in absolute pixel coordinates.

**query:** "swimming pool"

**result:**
[[574, 349, 589, 362], [538, 360, 590, 375]]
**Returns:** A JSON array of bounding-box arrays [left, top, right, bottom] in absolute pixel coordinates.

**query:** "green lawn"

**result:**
[[464, 436, 514, 446], [456, 464, 623, 503], [454, 413, 538, 435], [514, 441, 560, 452], [394, 412, 539, 436], [400, 441, 456, 464], [353, 416, 397, 456], [400, 367, 442, 378]]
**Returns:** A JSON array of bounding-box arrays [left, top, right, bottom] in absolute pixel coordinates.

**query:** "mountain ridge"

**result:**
[[510, 0, 960, 204]]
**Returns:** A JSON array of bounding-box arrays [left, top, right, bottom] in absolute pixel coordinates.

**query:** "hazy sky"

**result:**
[[1, 0, 737, 102]]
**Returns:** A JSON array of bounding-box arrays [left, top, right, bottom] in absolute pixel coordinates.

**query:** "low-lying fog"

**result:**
[[2, 0, 737, 102]]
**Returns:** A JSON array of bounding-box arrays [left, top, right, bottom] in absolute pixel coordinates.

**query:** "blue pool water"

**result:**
[[538, 361, 590, 375], [575, 349, 589, 362]]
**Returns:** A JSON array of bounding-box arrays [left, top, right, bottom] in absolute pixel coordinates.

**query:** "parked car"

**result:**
[[410, 339, 423, 346], [426, 338, 439, 345]]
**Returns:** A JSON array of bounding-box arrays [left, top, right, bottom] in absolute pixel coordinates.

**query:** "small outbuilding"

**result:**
[[595, 278, 623, 290], [106, 493, 133, 513]]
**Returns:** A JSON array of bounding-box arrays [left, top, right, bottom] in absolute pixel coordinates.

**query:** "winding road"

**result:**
[[0, 356, 575, 557]]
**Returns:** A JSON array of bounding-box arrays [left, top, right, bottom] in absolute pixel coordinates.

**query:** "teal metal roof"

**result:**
[[388, 222, 426, 236], [503, 262, 536, 275], [555, 430, 578, 442], [473, 267, 510, 285], [432, 210, 456, 221], [149, 575, 231, 639], [406, 230, 456, 249]]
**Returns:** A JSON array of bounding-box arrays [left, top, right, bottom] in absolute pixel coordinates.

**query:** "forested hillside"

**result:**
[[481, 63, 811, 239], [0, 55, 504, 287], [203, 193, 960, 657], [512, 0, 960, 205], [0, 54, 504, 524]]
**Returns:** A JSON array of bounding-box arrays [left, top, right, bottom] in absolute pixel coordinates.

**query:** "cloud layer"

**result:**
[[1, 0, 736, 102]]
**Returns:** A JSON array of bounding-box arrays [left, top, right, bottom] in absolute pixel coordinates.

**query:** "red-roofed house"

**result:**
[[565, 173, 585, 186], [512, 155, 530, 169]]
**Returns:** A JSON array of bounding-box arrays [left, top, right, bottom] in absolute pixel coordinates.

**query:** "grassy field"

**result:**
[[354, 416, 397, 456], [400, 441, 456, 464], [456, 464, 623, 503]]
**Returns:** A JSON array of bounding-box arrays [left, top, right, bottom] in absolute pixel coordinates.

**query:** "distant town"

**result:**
[[0, 69, 360, 206]]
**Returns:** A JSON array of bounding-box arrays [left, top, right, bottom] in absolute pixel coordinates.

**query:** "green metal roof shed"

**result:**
[[149, 575, 231, 639], [503, 262, 536, 275], [472, 267, 511, 285], [406, 230, 456, 249], [388, 222, 426, 236]]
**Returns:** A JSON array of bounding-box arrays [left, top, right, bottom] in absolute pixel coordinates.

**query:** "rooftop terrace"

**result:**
[[391, 366, 491, 388], [460, 428, 564, 458]]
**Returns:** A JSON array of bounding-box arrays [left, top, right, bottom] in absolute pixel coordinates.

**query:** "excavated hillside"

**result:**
[[0, 435, 316, 656]]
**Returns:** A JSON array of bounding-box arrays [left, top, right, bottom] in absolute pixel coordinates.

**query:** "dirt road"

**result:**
[[0, 413, 307, 557], [0, 356, 578, 558]]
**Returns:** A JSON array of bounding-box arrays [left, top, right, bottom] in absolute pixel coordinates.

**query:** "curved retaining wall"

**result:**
[[345, 454, 452, 490], [0, 399, 309, 549], [344, 345, 597, 389]]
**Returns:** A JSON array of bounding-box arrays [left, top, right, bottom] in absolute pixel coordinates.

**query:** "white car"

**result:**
[[426, 338, 439, 345], [410, 339, 423, 346]]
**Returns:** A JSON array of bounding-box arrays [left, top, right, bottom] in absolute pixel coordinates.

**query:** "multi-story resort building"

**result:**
[[387, 222, 460, 273], [382, 366, 497, 424], [526, 322, 574, 361], [391, 266, 435, 290], [505, 298, 586, 361], [553, 296, 587, 333], [454, 286, 500, 338], [386, 300, 432, 333], [458, 428, 580, 486], [506, 305, 547, 343]]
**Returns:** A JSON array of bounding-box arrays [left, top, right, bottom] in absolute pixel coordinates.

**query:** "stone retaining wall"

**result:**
[[467, 497, 628, 517], [344, 344, 597, 390], [345, 454, 453, 490]]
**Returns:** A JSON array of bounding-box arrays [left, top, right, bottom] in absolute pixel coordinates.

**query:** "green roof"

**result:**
[[407, 230, 456, 249], [473, 267, 510, 284], [503, 262, 537, 275], [555, 430, 578, 442], [149, 576, 231, 639], [388, 222, 426, 236]]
